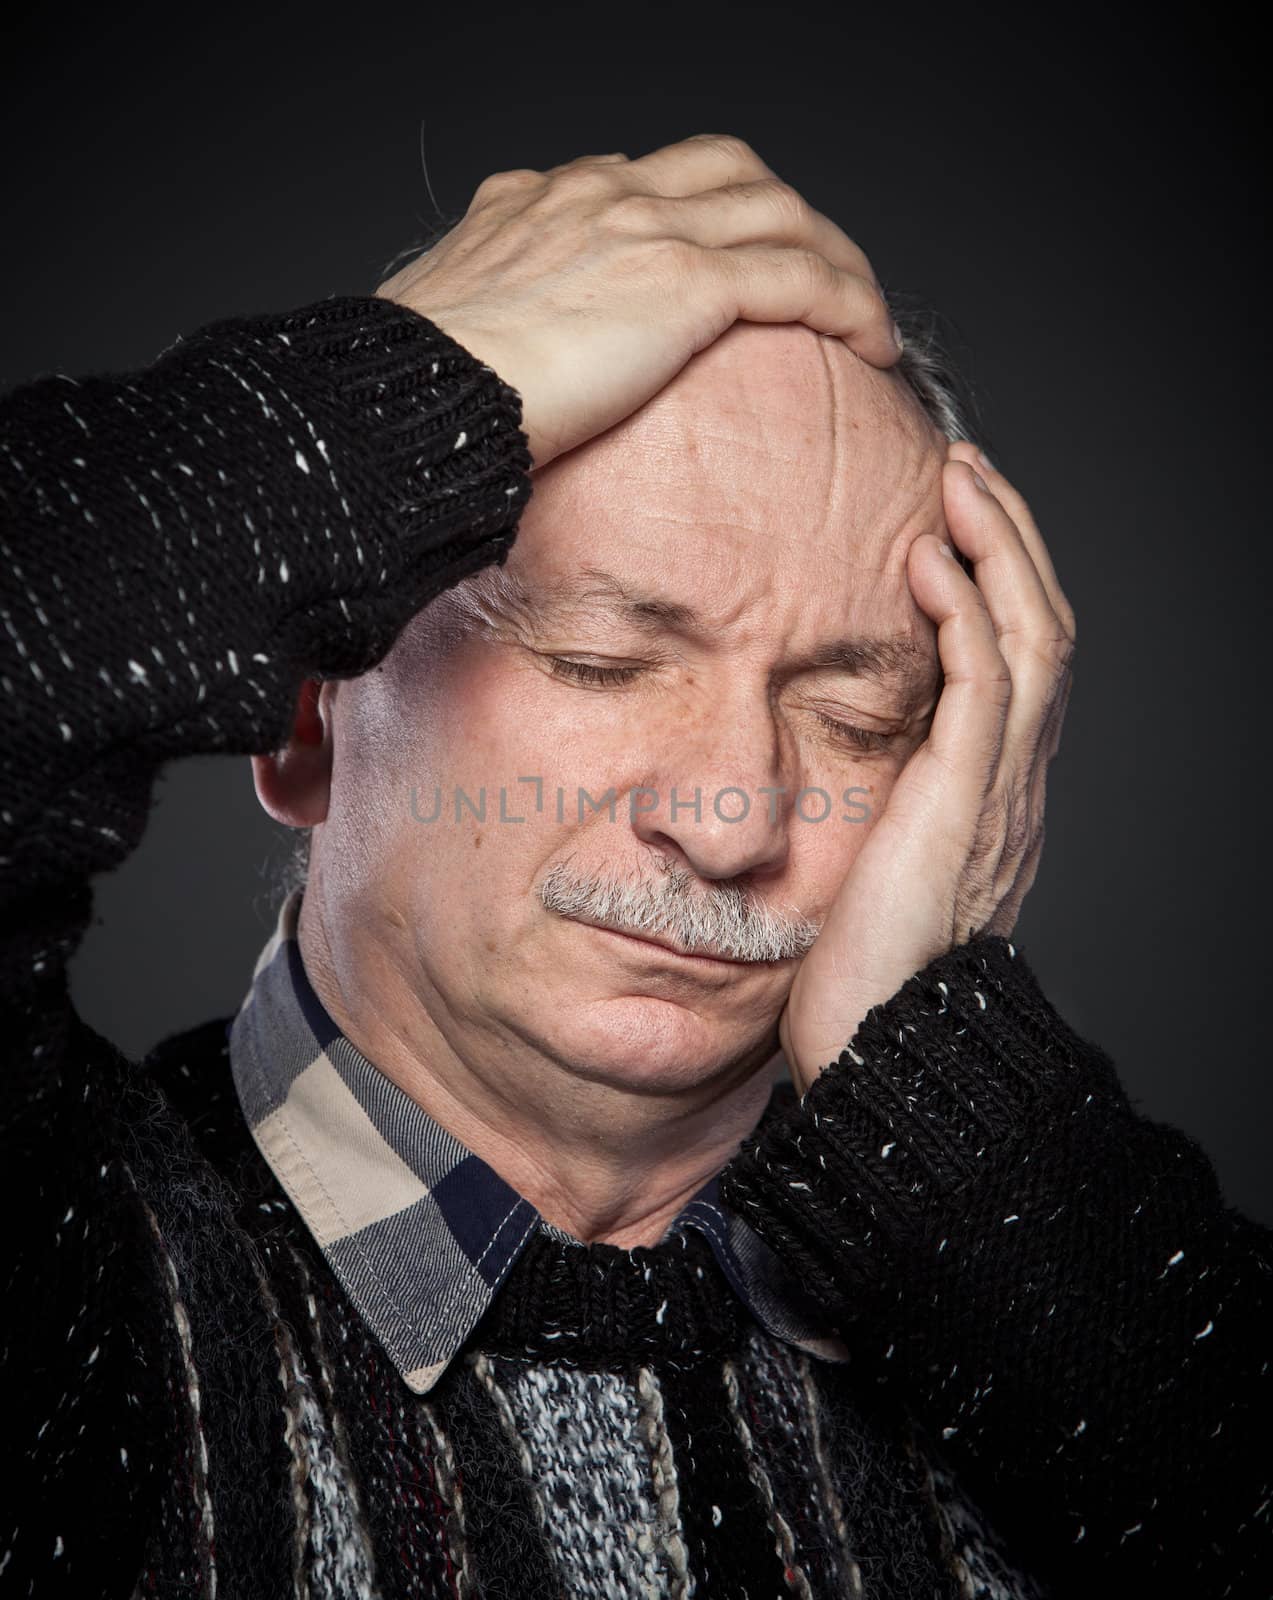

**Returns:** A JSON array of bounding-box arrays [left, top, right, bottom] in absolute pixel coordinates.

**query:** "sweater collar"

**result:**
[[228, 888, 848, 1393]]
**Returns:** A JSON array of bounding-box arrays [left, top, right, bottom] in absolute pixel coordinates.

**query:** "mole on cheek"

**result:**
[[474, 833, 482, 849]]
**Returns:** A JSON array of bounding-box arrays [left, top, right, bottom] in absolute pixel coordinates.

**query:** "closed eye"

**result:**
[[547, 656, 643, 688], [813, 712, 891, 754], [549, 657, 897, 754]]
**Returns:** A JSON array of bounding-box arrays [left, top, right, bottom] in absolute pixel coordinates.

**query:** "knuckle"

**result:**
[[968, 810, 1003, 872], [794, 244, 834, 289], [755, 177, 808, 229], [690, 131, 758, 164], [471, 167, 540, 206], [643, 234, 699, 280], [983, 659, 1014, 701], [1002, 796, 1032, 859], [670, 236, 706, 276], [648, 229, 691, 261], [548, 161, 614, 199], [1047, 630, 1077, 673], [608, 190, 663, 231]]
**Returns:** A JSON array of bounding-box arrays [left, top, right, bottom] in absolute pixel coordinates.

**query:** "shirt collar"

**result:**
[[229, 888, 848, 1393]]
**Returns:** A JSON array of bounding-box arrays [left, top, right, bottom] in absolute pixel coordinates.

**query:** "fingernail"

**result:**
[[976, 450, 995, 474], [892, 322, 905, 352], [971, 471, 990, 493], [938, 542, 955, 558]]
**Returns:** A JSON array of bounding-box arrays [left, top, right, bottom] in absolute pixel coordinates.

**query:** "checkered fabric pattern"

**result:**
[[229, 889, 850, 1393]]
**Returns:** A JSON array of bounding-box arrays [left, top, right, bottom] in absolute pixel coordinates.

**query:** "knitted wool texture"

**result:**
[[115, 1028, 999, 1598], [1, 295, 1269, 1597]]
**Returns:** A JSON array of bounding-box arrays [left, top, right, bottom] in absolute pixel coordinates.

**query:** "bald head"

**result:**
[[586, 319, 936, 524]]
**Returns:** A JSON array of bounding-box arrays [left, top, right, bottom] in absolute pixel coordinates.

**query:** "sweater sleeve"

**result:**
[[718, 934, 1273, 1594], [0, 295, 532, 1592], [0, 293, 530, 1078]]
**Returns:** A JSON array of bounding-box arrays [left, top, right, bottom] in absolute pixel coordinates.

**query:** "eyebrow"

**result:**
[[528, 569, 700, 632], [516, 567, 938, 705]]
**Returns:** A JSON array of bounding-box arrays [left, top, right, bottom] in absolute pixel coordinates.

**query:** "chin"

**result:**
[[543, 993, 741, 1095]]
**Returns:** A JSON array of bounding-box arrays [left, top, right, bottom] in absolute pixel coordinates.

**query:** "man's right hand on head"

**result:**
[[375, 132, 902, 472]]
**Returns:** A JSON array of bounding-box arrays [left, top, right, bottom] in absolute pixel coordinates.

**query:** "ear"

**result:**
[[251, 677, 334, 827]]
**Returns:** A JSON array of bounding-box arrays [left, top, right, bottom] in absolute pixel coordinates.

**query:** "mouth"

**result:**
[[574, 918, 752, 968]]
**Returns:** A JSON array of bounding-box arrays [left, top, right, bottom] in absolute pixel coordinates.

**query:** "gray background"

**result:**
[[5, 2, 1268, 1221]]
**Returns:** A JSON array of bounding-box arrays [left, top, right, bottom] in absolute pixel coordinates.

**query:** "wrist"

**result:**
[[784, 943, 949, 1099]]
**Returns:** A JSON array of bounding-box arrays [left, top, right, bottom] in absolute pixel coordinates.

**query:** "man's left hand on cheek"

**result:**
[[778, 442, 1078, 1098]]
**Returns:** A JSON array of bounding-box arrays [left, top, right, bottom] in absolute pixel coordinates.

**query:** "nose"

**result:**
[[629, 691, 791, 883]]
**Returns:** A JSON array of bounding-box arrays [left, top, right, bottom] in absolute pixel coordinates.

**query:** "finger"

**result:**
[[985, 822, 1045, 937], [1041, 658, 1073, 761], [902, 533, 1013, 820], [946, 442, 1076, 643], [544, 151, 630, 177], [978, 591, 1071, 929], [623, 132, 882, 293], [643, 178, 881, 290], [625, 130, 782, 196], [942, 459, 1073, 763], [708, 243, 901, 367], [942, 460, 1064, 659]]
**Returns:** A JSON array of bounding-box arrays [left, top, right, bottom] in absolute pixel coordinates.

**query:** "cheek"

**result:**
[[795, 804, 868, 905], [792, 760, 907, 904], [393, 670, 591, 899], [448, 650, 645, 795], [365, 642, 550, 789]]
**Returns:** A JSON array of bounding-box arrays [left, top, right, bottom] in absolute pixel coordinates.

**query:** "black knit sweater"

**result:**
[[0, 294, 1269, 1598]]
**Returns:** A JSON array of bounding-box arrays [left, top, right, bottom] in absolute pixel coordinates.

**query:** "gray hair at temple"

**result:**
[[274, 216, 985, 901]]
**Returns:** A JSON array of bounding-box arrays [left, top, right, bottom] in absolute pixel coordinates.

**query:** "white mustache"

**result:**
[[539, 856, 820, 964]]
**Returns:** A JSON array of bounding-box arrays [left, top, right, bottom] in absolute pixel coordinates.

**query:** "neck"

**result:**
[[297, 892, 782, 1249]]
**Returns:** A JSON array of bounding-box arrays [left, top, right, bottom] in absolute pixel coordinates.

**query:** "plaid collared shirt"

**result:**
[[228, 888, 849, 1393]]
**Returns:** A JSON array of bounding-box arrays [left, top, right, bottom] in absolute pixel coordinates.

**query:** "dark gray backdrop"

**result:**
[[5, 3, 1268, 1222]]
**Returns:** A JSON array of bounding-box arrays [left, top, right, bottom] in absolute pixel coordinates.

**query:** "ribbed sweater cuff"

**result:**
[[719, 936, 1132, 1293]]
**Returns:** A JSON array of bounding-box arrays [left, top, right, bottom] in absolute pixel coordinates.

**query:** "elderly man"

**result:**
[[1, 134, 1268, 1598]]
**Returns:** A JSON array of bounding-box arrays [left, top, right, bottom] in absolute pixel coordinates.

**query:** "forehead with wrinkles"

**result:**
[[441, 320, 949, 679]]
